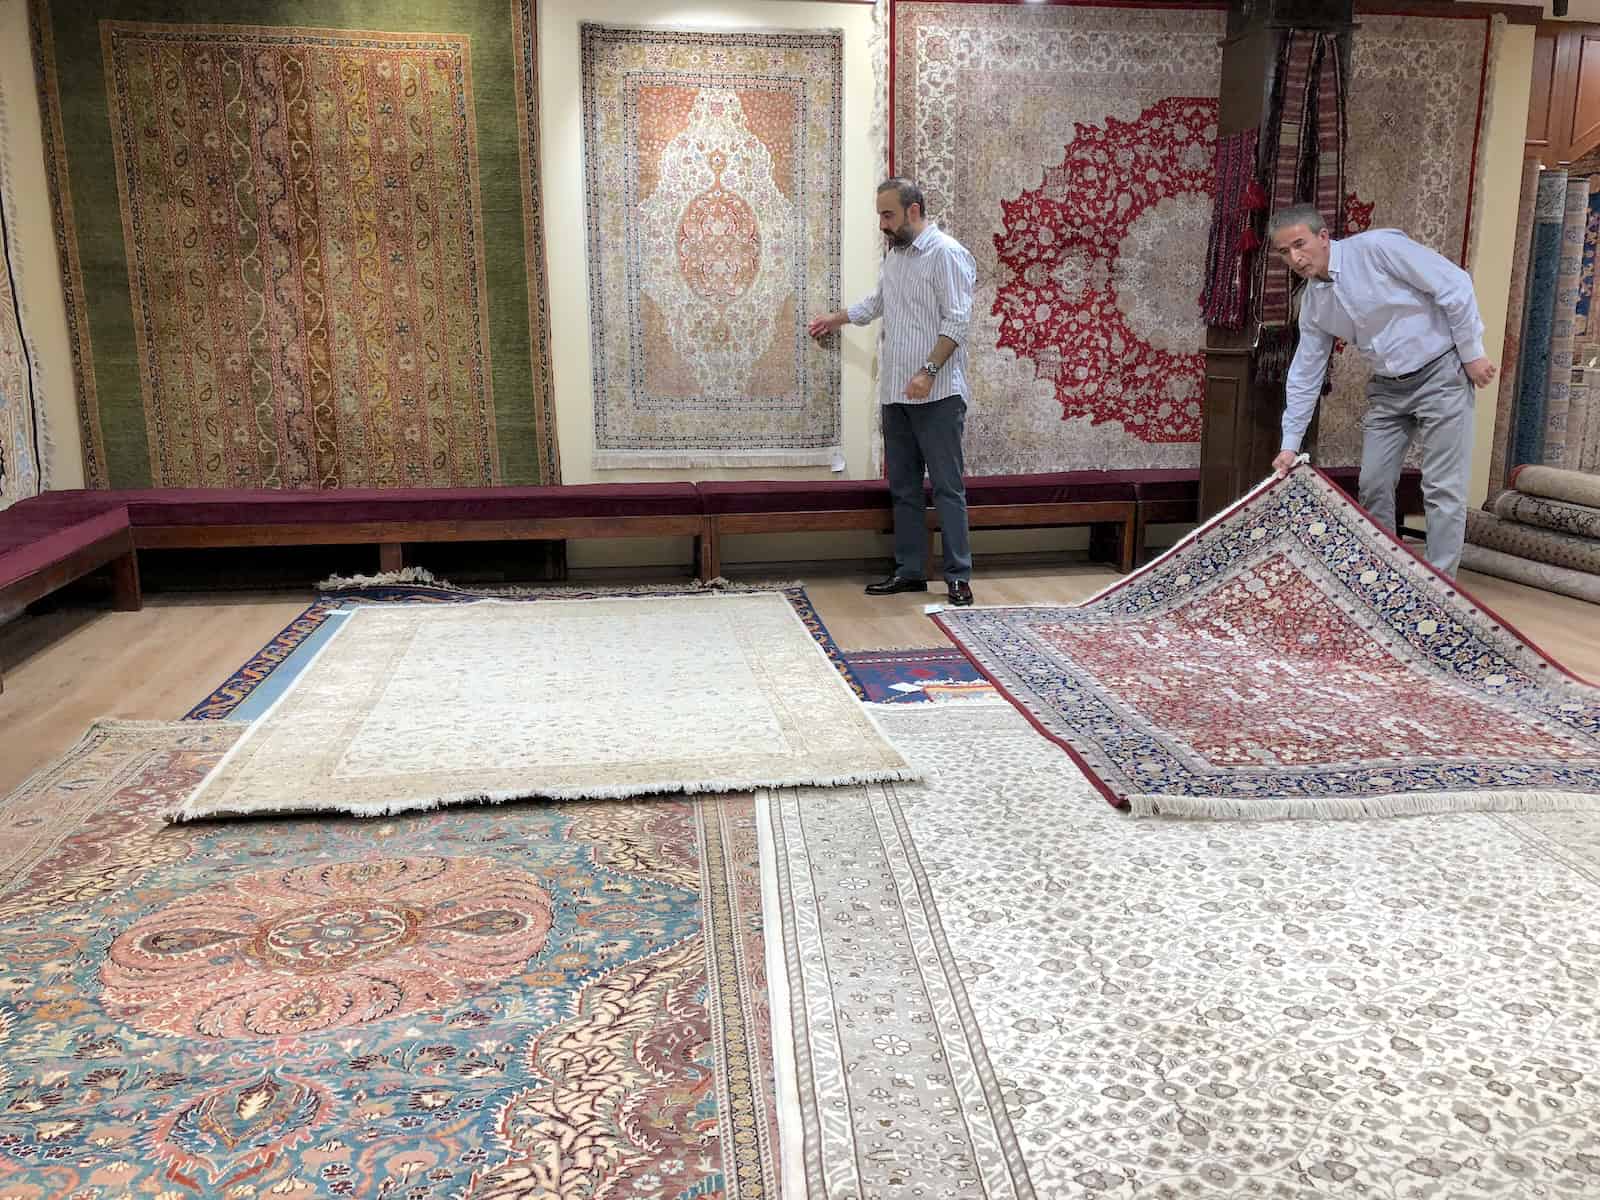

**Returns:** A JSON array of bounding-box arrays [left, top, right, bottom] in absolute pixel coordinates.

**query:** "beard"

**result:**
[[885, 223, 913, 247]]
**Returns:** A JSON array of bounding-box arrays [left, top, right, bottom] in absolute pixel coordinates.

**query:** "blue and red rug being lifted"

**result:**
[[938, 465, 1600, 819]]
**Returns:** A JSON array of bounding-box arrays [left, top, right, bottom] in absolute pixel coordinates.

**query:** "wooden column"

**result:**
[[1199, 0, 1354, 520]]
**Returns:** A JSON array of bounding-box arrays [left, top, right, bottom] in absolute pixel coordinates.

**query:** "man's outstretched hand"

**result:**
[[808, 312, 846, 340], [1272, 450, 1300, 476], [1463, 357, 1497, 388]]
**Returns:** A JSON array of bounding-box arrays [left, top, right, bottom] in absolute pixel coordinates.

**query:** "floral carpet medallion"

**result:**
[[993, 97, 1216, 445], [891, 1, 1222, 473], [767, 703, 1600, 1197], [0, 722, 777, 1197], [936, 467, 1600, 818]]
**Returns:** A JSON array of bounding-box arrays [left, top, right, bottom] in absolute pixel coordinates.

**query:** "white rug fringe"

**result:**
[[317, 566, 444, 589], [1128, 788, 1600, 821], [170, 765, 925, 823]]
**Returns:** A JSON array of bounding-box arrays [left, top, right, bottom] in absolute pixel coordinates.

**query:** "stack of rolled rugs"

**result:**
[[1464, 465, 1600, 603]]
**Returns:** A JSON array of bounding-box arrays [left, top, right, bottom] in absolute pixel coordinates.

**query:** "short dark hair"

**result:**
[[1266, 204, 1328, 240], [876, 176, 925, 218]]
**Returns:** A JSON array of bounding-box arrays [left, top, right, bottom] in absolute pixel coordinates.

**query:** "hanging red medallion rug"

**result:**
[[935, 464, 1600, 819]]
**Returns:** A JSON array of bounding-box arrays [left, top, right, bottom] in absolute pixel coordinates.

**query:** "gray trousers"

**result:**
[[1359, 350, 1475, 576], [883, 395, 971, 582]]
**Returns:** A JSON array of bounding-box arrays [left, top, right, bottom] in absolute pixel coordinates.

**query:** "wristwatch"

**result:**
[[921, 360, 939, 377]]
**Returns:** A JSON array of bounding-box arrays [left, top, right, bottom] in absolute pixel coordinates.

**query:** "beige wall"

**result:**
[[540, 0, 882, 487], [0, 3, 1552, 552], [0, 0, 81, 489], [1469, 22, 1536, 508]]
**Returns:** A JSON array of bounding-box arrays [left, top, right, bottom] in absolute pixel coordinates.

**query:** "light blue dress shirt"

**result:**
[[847, 222, 976, 408], [1281, 230, 1486, 452]]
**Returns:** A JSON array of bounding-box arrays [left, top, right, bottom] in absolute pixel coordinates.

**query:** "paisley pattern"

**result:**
[[0, 723, 777, 1198], [582, 25, 843, 468], [937, 467, 1600, 817], [34, 4, 558, 488], [102, 857, 554, 1038]]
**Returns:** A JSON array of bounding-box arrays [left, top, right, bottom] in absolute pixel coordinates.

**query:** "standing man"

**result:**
[[809, 177, 978, 606], [1267, 204, 1497, 576]]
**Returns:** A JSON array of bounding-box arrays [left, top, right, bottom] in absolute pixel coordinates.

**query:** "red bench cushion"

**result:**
[[0, 508, 129, 589], [959, 471, 1136, 505], [697, 479, 891, 514], [120, 483, 703, 524]]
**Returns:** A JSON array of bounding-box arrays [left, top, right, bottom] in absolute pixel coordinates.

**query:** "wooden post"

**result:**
[[1199, 0, 1355, 520]]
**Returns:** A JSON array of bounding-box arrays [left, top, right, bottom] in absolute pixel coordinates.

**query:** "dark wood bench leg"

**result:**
[[379, 542, 404, 573], [697, 519, 721, 581], [110, 548, 143, 611], [1088, 522, 1122, 572], [1117, 512, 1136, 573]]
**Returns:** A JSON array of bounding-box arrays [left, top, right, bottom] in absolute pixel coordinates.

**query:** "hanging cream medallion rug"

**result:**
[[174, 593, 914, 821], [936, 466, 1600, 819]]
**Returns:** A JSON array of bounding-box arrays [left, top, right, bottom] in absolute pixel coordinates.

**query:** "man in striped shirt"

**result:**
[[808, 178, 978, 606], [1268, 204, 1496, 576]]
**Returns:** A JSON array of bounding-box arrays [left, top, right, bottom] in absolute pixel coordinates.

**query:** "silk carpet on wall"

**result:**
[[0, 720, 778, 1199], [174, 593, 916, 821], [32, 0, 558, 489], [935, 466, 1600, 818], [581, 24, 843, 469], [890, 1, 1223, 475], [0, 74, 45, 510], [1307, 14, 1497, 468], [766, 702, 1600, 1198]]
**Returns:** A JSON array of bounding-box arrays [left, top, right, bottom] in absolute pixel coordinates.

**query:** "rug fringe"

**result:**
[[315, 570, 811, 596], [318, 566, 444, 589], [1128, 788, 1600, 821], [169, 765, 926, 823]]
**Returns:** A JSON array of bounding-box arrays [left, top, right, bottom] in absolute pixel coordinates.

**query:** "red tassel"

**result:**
[[1243, 178, 1267, 211], [1238, 226, 1260, 253]]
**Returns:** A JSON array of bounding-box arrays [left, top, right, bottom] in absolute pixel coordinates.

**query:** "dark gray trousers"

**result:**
[[882, 395, 971, 582]]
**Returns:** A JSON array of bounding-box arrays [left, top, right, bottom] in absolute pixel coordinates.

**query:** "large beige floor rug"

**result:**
[[765, 703, 1600, 1198], [176, 593, 915, 821]]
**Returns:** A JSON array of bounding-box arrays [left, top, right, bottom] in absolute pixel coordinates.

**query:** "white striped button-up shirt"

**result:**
[[1282, 229, 1486, 452], [847, 222, 976, 407]]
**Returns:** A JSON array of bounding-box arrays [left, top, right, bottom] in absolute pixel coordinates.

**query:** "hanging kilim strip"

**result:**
[[1200, 127, 1258, 330], [1255, 31, 1347, 383]]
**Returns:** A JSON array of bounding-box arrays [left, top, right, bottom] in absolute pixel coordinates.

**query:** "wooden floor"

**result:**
[[1, 563, 1596, 797]]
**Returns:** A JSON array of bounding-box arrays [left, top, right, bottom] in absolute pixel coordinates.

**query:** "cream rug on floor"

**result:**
[[764, 703, 1600, 1198], [174, 594, 915, 821]]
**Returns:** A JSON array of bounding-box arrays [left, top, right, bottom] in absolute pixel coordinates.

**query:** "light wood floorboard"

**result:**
[[1, 565, 1595, 797]]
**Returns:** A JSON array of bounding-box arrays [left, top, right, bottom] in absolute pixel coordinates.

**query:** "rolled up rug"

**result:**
[[1460, 543, 1600, 604], [1466, 508, 1600, 574], [1506, 462, 1600, 507], [1491, 489, 1600, 540]]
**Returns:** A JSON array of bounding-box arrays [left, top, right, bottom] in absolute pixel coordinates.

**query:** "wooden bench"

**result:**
[[0, 496, 142, 692], [117, 483, 707, 576], [695, 473, 1138, 579]]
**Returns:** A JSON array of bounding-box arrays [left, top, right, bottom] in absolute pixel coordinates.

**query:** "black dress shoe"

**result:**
[[865, 574, 928, 596], [946, 579, 974, 607]]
